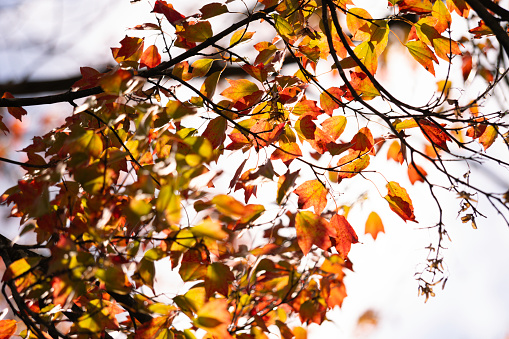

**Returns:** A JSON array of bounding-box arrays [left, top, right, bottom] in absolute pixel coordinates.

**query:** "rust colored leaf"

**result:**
[[242, 63, 269, 82], [135, 316, 170, 339], [295, 211, 333, 255], [407, 163, 427, 185], [365, 212, 384, 240], [292, 100, 324, 118], [469, 20, 493, 38], [205, 263, 234, 298], [72, 67, 102, 90], [199, 2, 228, 19], [462, 52, 473, 81], [337, 150, 370, 179], [140, 45, 161, 69], [330, 214, 358, 258], [406, 40, 438, 76], [350, 127, 374, 153], [152, 0, 186, 25], [418, 119, 451, 151], [294, 180, 328, 215], [479, 125, 497, 150], [2, 92, 27, 121], [112, 36, 144, 63], [0, 319, 17, 339], [177, 21, 213, 43], [384, 181, 416, 222], [203, 116, 227, 149], [398, 0, 432, 14], [342, 72, 380, 100]]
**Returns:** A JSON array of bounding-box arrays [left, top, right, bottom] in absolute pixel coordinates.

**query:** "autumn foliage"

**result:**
[[0, 0, 508, 338]]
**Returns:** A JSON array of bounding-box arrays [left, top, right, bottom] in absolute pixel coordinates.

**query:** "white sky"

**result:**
[[1, 1, 509, 338]]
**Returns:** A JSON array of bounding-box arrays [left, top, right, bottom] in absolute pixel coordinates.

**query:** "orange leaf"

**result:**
[[447, 0, 470, 17], [342, 72, 380, 100], [431, 0, 451, 33], [433, 38, 461, 61], [221, 78, 259, 102], [406, 40, 438, 76], [112, 36, 144, 63], [398, 0, 432, 14], [194, 299, 233, 339], [295, 211, 334, 255], [330, 214, 358, 258], [277, 170, 300, 204], [1, 92, 27, 121], [294, 180, 328, 215], [350, 127, 374, 153], [384, 181, 416, 222], [386, 141, 404, 164], [407, 163, 427, 185], [270, 142, 302, 164], [469, 20, 493, 38], [337, 150, 370, 179], [140, 45, 161, 69], [479, 125, 497, 150], [203, 116, 227, 149], [321, 116, 347, 141], [0, 319, 17, 339], [365, 212, 384, 240], [320, 87, 344, 115], [418, 119, 451, 151]]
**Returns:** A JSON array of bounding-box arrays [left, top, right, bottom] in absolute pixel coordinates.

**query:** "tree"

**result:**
[[0, 0, 508, 337]]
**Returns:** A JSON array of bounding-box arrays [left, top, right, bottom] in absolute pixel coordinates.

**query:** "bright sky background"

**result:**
[[1, 1, 509, 338]]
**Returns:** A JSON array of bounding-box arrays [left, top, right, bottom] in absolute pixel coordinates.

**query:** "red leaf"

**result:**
[[2, 92, 27, 121], [330, 214, 358, 258], [112, 36, 144, 63], [205, 263, 234, 298], [72, 67, 103, 90], [152, 0, 186, 25], [140, 45, 161, 69], [295, 211, 334, 255], [350, 127, 374, 154], [418, 119, 451, 151], [384, 181, 416, 222], [294, 180, 328, 215], [365, 212, 384, 240]]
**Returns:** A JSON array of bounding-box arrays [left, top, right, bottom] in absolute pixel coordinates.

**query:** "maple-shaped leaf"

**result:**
[[295, 211, 334, 255], [140, 45, 161, 69], [294, 180, 328, 215], [72, 67, 103, 90], [479, 125, 497, 150], [205, 262, 234, 298], [1, 92, 27, 121], [152, 0, 186, 25], [330, 214, 358, 258], [112, 36, 144, 64], [418, 119, 451, 151], [320, 87, 344, 115], [0, 319, 17, 339], [194, 299, 233, 339], [384, 181, 416, 222], [221, 78, 259, 102], [406, 40, 438, 76], [408, 163, 427, 185], [398, 0, 432, 14], [365, 211, 384, 240]]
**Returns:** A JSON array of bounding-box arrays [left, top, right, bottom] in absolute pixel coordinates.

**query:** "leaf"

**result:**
[[156, 185, 181, 225], [199, 2, 228, 19], [135, 316, 170, 339], [277, 170, 300, 204], [294, 180, 328, 215], [0, 319, 16, 339], [140, 45, 161, 69], [320, 87, 344, 115], [191, 58, 214, 77], [387, 141, 404, 164], [191, 217, 228, 240], [350, 127, 374, 153], [295, 211, 334, 255], [337, 150, 370, 179], [177, 21, 213, 43], [447, 0, 469, 18], [270, 142, 302, 165], [398, 0, 432, 14], [330, 214, 358, 258], [479, 125, 497, 150], [230, 30, 255, 46], [205, 262, 234, 298], [152, 0, 186, 25], [469, 20, 492, 38], [408, 163, 427, 184], [365, 212, 384, 240], [433, 37, 461, 61], [203, 116, 227, 149], [346, 8, 373, 41], [431, 0, 451, 33], [194, 299, 233, 339], [112, 36, 144, 63], [418, 119, 451, 151], [321, 116, 347, 141], [221, 79, 259, 102], [384, 181, 416, 222], [1, 92, 27, 121], [354, 41, 377, 74], [343, 71, 380, 100], [406, 40, 438, 75]]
